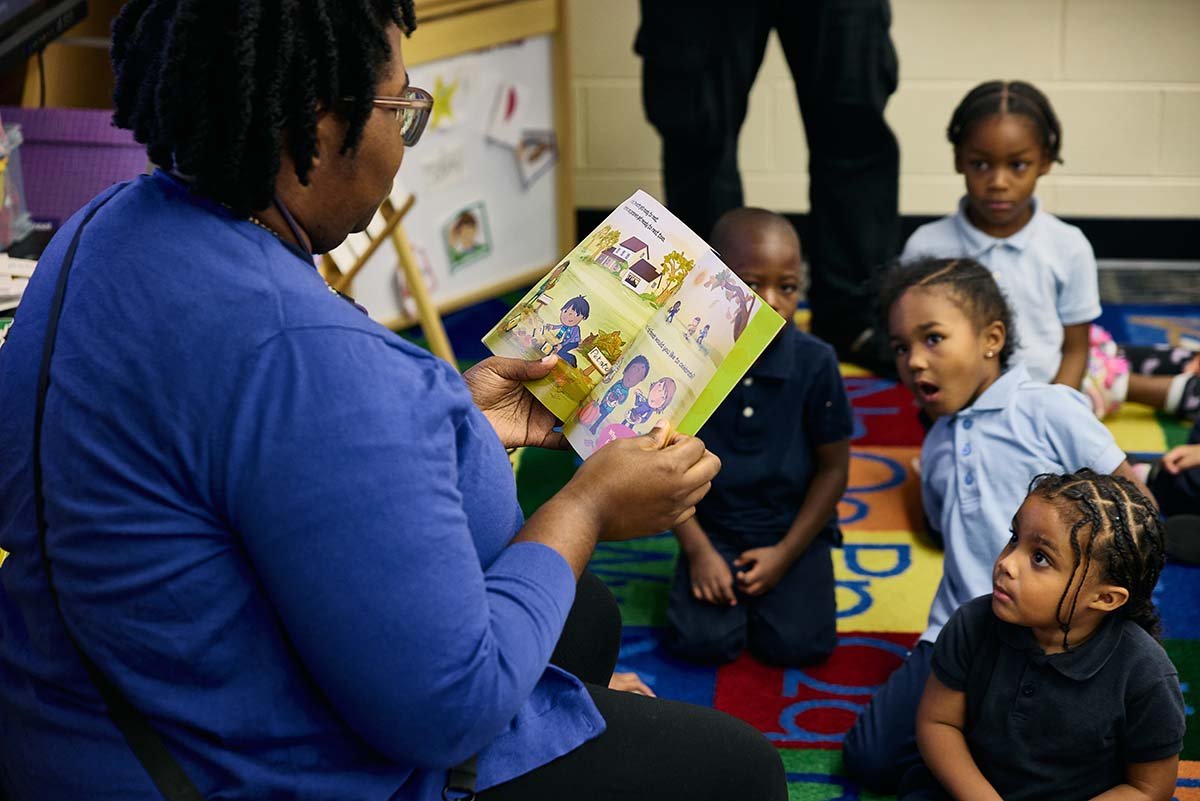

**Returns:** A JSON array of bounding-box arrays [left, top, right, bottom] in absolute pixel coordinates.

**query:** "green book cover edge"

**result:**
[[675, 305, 785, 436]]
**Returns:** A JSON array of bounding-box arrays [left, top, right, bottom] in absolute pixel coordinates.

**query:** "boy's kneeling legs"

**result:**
[[747, 538, 837, 666], [666, 550, 748, 664]]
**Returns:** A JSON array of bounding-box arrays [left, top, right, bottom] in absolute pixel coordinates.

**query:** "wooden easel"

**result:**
[[320, 194, 457, 364]]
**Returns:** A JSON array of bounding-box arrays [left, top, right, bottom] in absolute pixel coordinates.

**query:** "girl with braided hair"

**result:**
[[0, 2, 786, 800], [844, 257, 1155, 793], [900, 80, 1101, 401], [907, 470, 1185, 801], [901, 80, 1199, 420]]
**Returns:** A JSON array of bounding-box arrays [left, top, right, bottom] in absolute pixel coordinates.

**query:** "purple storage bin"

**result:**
[[1, 125, 34, 248], [0, 107, 147, 228]]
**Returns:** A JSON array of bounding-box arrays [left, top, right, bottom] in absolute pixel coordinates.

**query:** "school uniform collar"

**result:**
[[994, 606, 1124, 681], [953, 196, 1042, 257], [954, 363, 1029, 416], [748, 325, 797, 380]]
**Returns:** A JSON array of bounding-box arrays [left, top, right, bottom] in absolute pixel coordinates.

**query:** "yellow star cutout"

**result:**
[[430, 76, 459, 131]]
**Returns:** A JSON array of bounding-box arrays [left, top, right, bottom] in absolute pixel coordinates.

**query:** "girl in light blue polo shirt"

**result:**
[[898, 80, 1198, 420], [842, 257, 1151, 794]]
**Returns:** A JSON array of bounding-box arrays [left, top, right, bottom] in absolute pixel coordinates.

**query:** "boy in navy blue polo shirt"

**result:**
[[666, 208, 852, 666]]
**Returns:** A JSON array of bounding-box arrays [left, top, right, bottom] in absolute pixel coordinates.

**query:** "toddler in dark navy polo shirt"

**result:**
[[665, 208, 852, 667], [906, 470, 1185, 801]]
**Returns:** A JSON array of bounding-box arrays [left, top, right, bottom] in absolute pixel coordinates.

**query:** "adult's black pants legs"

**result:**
[[478, 685, 787, 801], [550, 570, 623, 684], [637, 0, 900, 352], [479, 571, 788, 801]]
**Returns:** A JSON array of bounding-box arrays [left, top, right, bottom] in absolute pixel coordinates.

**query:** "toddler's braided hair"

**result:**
[[110, 0, 417, 216], [1030, 469, 1166, 650], [948, 80, 1063, 164]]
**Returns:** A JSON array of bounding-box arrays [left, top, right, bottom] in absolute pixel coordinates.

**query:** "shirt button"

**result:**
[[742, 407, 754, 418], [1021, 684, 1035, 697], [964, 471, 975, 486], [961, 443, 972, 457], [742, 377, 753, 387], [963, 419, 974, 430]]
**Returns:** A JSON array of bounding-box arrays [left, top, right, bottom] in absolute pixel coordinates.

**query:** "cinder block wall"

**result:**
[[569, 0, 1200, 219]]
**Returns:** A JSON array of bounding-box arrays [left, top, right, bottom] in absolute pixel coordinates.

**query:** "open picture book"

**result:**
[[483, 190, 785, 458]]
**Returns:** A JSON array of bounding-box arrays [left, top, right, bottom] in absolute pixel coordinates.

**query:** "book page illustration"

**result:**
[[484, 191, 702, 420], [483, 191, 783, 457], [563, 246, 783, 458]]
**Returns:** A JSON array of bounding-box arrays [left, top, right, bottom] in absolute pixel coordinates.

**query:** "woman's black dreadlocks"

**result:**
[[111, 0, 417, 216], [1030, 469, 1166, 651]]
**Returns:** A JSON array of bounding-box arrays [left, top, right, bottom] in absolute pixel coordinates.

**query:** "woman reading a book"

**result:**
[[0, 3, 786, 801]]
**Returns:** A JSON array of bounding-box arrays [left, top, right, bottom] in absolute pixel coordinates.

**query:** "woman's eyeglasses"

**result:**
[[371, 85, 434, 147]]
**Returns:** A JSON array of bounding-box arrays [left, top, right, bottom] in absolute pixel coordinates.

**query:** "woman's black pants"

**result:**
[[478, 571, 787, 801]]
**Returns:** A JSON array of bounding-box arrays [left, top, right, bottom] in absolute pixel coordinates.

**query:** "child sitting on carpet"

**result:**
[[665, 208, 852, 667], [842, 257, 1152, 793], [899, 80, 1195, 420], [900, 82, 1101, 403], [904, 470, 1184, 801]]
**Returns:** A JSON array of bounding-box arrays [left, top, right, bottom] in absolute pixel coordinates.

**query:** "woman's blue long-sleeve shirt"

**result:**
[[0, 171, 603, 799]]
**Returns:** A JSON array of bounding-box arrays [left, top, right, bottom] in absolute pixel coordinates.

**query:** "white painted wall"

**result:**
[[569, 0, 1200, 218]]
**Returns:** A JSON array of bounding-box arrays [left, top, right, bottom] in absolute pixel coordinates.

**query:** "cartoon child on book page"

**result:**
[[622, 377, 677, 428], [539, 295, 589, 367], [579, 355, 651, 434]]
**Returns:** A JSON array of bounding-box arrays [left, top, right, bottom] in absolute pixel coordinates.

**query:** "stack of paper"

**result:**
[[0, 252, 35, 309]]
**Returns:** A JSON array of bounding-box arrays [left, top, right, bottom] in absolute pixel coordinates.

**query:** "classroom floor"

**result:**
[[439, 290, 1200, 800]]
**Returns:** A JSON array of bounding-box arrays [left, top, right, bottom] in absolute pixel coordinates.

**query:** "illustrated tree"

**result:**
[[587, 225, 620, 260], [654, 250, 696, 304], [705, 267, 732, 291], [585, 224, 610, 244]]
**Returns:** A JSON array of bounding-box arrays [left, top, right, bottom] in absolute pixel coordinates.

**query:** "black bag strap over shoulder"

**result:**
[[32, 191, 206, 801]]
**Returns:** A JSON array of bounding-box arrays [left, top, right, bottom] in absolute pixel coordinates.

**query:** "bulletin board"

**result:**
[[349, 0, 574, 329], [14, 0, 574, 331]]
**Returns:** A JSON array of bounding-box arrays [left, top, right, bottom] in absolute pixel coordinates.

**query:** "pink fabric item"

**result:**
[[1081, 324, 1130, 419]]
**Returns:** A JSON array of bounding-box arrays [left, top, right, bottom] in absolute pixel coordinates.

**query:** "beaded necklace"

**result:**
[[246, 214, 279, 237]]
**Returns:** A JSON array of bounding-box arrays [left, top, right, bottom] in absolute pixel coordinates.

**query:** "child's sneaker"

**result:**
[[1082, 325, 1129, 418]]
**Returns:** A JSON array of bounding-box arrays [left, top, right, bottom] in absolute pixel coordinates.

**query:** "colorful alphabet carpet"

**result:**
[[504, 301, 1199, 800]]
